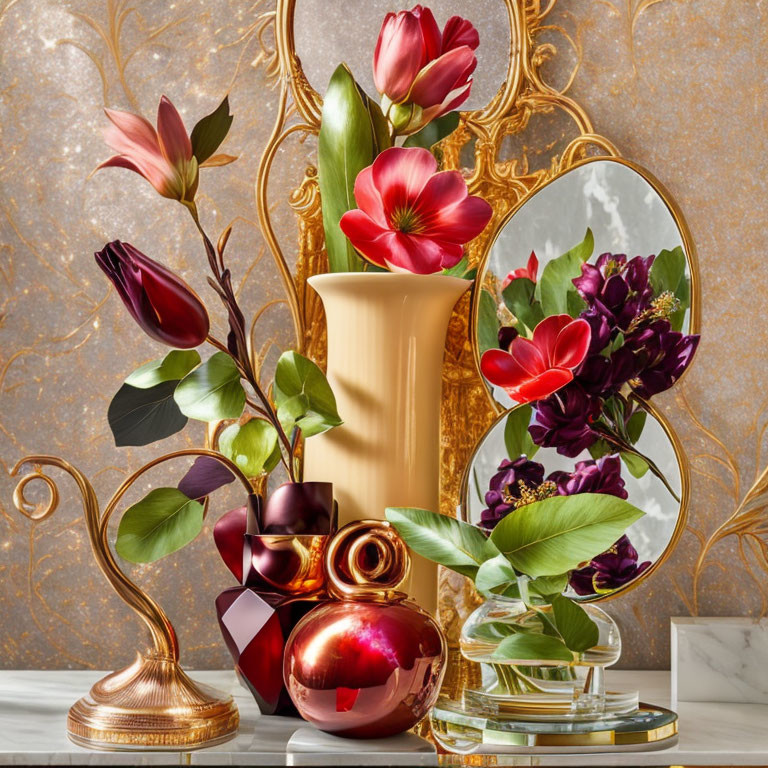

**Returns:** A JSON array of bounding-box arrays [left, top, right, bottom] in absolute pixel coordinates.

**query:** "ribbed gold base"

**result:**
[[66, 654, 239, 751]]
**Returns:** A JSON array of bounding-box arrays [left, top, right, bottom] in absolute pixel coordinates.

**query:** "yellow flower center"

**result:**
[[390, 207, 424, 234]]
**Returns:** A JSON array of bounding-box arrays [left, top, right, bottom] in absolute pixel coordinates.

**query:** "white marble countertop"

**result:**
[[0, 669, 765, 766]]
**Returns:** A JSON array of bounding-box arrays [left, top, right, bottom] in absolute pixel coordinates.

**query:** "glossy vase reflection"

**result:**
[[283, 600, 446, 738], [460, 595, 636, 719], [302, 273, 469, 613]]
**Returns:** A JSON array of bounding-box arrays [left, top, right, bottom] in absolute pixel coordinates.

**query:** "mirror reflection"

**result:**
[[478, 158, 695, 410], [462, 404, 684, 600], [294, 0, 510, 110]]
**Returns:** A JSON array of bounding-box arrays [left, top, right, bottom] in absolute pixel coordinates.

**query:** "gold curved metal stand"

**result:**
[[11, 450, 253, 751]]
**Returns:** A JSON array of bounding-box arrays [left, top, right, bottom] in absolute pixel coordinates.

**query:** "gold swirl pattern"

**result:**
[[326, 520, 411, 603]]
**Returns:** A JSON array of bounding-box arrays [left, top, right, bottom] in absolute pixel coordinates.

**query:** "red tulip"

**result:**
[[502, 251, 538, 289], [339, 147, 492, 274], [481, 314, 591, 403], [373, 6, 478, 133], [97, 96, 199, 202], [95, 241, 209, 348]]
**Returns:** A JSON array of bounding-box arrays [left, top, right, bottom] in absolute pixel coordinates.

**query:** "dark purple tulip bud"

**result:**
[[498, 325, 519, 351], [569, 535, 650, 596], [480, 456, 545, 530], [95, 240, 209, 348]]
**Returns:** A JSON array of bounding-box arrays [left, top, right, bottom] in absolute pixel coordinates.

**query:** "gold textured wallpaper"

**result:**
[[1, 0, 766, 671]]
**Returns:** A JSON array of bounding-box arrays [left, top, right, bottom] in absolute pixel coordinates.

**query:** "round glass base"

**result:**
[[464, 687, 639, 721], [430, 696, 678, 754]]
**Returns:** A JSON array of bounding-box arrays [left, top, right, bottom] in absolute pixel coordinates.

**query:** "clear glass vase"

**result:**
[[459, 594, 637, 720]]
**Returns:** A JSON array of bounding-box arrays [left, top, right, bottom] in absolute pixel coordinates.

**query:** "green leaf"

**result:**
[[442, 255, 469, 277], [551, 594, 599, 652], [502, 277, 543, 333], [478, 288, 500, 354], [219, 419, 278, 477], [490, 493, 645, 577], [386, 507, 498, 580], [622, 451, 649, 478], [173, 352, 245, 422], [318, 65, 390, 272], [403, 111, 460, 149], [650, 246, 689, 331], [472, 621, 519, 641], [190, 96, 233, 164], [587, 439, 613, 460], [116, 488, 205, 563], [537, 228, 594, 316], [504, 405, 537, 460], [125, 350, 201, 389], [108, 381, 187, 447], [529, 573, 568, 599], [475, 553, 517, 592], [273, 351, 342, 438], [492, 632, 574, 662], [626, 409, 647, 444]]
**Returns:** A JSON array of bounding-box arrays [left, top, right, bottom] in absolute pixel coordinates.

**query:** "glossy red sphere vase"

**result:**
[[282, 520, 447, 738]]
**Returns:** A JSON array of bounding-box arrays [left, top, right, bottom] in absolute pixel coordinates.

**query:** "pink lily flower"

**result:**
[[97, 96, 199, 203]]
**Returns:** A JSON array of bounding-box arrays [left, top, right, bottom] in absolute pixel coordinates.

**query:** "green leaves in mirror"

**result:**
[[318, 64, 391, 273], [649, 245, 690, 332]]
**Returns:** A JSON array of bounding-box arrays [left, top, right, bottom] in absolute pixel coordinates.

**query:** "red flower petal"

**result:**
[[157, 95, 192, 166], [509, 368, 574, 404], [373, 11, 425, 102], [527, 251, 539, 282], [103, 108, 161, 156], [553, 318, 592, 369], [382, 231, 457, 274], [339, 209, 390, 268], [510, 335, 547, 376], [372, 147, 437, 217], [423, 192, 492, 243], [414, 5, 442, 62], [532, 314, 574, 365], [481, 348, 540, 391], [408, 46, 477, 108], [441, 16, 479, 52], [353, 166, 387, 227]]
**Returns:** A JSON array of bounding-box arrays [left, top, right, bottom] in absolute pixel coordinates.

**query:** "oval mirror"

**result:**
[[293, 0, 511, 111], [466, 156, 699, 601], [461, 402, 688, 601], [475, 157, 699, 410]]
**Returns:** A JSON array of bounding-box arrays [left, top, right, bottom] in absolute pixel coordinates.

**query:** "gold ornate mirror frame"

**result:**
[[251, 0, 701, 644]]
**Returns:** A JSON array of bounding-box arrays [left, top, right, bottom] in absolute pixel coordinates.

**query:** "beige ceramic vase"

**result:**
[[303, 272, 469, 614]]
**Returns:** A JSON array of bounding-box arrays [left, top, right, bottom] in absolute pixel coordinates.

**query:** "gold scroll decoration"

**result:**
[[11, 449, 253, 750]]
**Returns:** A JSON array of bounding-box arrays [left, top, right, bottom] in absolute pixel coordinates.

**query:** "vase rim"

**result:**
[[308, 272, 470, 304]]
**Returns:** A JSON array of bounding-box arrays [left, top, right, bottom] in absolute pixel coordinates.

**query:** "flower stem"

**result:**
[[591, 422, 680, 503], [188, 206, 296, 482]]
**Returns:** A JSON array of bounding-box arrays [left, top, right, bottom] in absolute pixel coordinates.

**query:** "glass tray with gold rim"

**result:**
[[430, 695, 678, 754]]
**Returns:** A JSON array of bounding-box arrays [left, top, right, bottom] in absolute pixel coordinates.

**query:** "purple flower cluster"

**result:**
[[569, 535, 651, 596], [571, 252, 700, 401], [480, 453, 643, 595], [527, 251, 700, 457], [480, 455, 627, 530], [481, 456, 545, 529]]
